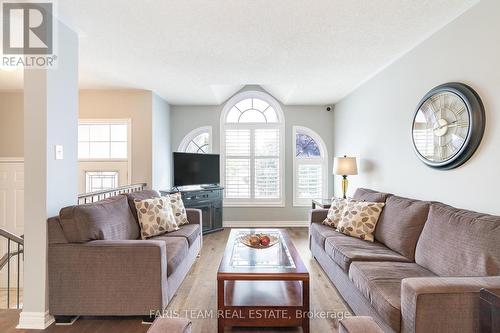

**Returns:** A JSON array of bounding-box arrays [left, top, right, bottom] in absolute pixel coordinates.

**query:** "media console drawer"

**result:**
[[182, 190, 221, 201]]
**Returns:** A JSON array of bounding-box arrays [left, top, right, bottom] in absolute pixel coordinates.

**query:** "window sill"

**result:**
[[292, 203, 314, 208], [78, 159, 128, 162], [223, 201, 285, 208]]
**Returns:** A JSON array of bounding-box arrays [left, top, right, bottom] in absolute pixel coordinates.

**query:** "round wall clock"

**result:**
[[411, 82, 485, 170]]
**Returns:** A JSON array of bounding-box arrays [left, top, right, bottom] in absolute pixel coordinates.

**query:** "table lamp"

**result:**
[[333, 155, 358, 199]]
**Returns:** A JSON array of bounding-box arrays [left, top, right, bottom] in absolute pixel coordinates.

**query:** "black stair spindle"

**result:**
[[7, 238, 10, 309], [17, 242, 20, 309]]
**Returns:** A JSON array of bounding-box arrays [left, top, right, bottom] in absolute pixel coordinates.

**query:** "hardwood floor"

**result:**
[[0, 288, 23, 309], [1, 228, 351, 333]]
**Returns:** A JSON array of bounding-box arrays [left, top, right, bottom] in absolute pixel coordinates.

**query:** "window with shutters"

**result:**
[[221, 91, 285, 206], [293, 126, 328, 206], [178, 126, 212, 154]]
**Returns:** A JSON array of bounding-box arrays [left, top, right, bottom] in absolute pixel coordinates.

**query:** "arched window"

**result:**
[[293, 126, 328, 206], [178, 126, 212, 154], [221, 91, 285, 206]]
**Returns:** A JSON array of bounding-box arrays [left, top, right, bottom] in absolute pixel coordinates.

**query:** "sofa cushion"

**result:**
[[134, 197, 179, 239], [323, 198, 351, 228], [353, 188, 391, 203], [415, 203, 500, 276], [59, 195, 139, 243], [325, 234, 411, 272], [375, 195, 430, 260], [349, 262, 436, 332], [339, 316, 384, 333], [169, 192, 189, 226], [337, 201, 385, 242], [150, 235, 189, 277], [161, 223, 201, 247], [125, 190, 160, 223], [310, 222, 339, 248], [48, 216, 68, 244]]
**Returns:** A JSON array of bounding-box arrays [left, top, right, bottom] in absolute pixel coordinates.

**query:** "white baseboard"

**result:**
[[17, 310, 55, 329], [223, 220, 309, 228]]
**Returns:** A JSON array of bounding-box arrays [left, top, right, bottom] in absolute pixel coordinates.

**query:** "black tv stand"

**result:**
[[200, 184, 219, 189], [161, 186, 224, 235]]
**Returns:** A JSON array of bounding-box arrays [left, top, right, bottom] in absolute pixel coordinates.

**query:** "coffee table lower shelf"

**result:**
[[217, 279, 310, 333]]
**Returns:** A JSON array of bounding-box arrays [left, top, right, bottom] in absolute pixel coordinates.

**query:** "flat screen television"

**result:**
[[173, 152, 220, 187]]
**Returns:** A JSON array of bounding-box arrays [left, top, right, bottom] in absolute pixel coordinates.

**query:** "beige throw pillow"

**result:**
[[322, 198, 351, 228], [134, 196, 179, 239], [337, 201, 385, 242], [169, 192, 189, 226]]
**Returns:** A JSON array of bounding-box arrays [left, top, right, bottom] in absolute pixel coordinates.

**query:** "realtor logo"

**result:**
[[2, 2, 53, 54]]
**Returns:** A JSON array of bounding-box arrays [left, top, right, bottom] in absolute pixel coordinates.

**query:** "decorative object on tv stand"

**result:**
[[411, 82, 485, 170], [333, 155, 358, 199]]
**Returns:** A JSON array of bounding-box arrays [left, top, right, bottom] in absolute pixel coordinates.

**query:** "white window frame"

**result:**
[[220, 91, 285, 207], [293, 126, 328, 207], [78, 118, 132, 162], [85, 171, 119, 193], [78, 118, 132, 186], [178, 126, 213, 153]]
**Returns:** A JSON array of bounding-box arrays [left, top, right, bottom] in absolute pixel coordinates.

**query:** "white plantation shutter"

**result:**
[[254, 128, 280, 198], [225, 159, 250, 198], [293, 127, 328, 206], [221, 92, 284, 206], [225, 129, 251, 198], [297, 164, 322, 199]]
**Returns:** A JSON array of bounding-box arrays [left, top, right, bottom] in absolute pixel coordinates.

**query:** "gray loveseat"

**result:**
[[47, 190, 202, 318], [310, 188, 500, 333]]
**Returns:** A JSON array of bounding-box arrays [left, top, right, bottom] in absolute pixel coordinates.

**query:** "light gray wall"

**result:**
[[152, 92, 172, 189], [21, 20, 78, 325], [171, 86, 335, 222], [332, 0, 500, 215]]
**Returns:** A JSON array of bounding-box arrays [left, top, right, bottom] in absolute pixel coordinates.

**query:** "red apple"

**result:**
[[260, 235, 270, 247]]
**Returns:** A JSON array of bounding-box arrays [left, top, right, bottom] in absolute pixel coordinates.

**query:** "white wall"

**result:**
[[332, 0, 500, 215], [152, 92, 172, 189], [171, 86, 335, 223]]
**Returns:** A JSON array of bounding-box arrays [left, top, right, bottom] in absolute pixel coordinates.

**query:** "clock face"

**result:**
[[411, 83, 485, 170], [412, 91, 470, 163]]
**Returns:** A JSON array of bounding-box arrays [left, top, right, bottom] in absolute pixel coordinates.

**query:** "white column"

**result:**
[[18, 20, 78, 329]]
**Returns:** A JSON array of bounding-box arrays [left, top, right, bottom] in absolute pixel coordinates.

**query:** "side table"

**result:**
[[311, 198, 332, 209]]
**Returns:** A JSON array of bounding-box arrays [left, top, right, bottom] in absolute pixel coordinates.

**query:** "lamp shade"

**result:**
[[333, 156, 358, 175]]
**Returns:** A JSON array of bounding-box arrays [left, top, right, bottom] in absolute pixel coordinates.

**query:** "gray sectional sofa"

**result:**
[[47, 190, 201, 318], [310, 188, 500, 333]]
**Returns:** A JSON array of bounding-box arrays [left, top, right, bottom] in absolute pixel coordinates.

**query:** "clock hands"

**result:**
[[433, 120, 458, 131]]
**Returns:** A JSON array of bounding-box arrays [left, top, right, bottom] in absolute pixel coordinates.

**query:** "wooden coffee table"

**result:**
[[217, 229, 310, 333]]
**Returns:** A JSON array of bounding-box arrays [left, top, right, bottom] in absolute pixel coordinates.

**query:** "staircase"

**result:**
[[0, 229, 23, 309]]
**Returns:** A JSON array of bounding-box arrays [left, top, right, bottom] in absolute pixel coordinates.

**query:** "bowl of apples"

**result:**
[[239, 233, 279, 249]]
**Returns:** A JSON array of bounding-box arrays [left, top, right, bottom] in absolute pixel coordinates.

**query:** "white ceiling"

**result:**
[[0, 0, 477, 105]]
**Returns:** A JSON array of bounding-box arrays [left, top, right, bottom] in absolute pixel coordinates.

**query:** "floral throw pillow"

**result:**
[[134, 196, 179, 239], [169, 192, 189, 226], [336, 201, 385, 242], [322, 198, 351, 228]]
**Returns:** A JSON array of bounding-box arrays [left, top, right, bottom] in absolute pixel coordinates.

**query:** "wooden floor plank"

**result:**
[[1, 227, 351, 333]]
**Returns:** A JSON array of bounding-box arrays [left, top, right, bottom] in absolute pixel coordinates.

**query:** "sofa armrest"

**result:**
[[186, 208, 203, 250], [48, 240, 168, 315], [309, 208, 328, 224], [401, 276, 500, 333], [186, 208, 202, 226]]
